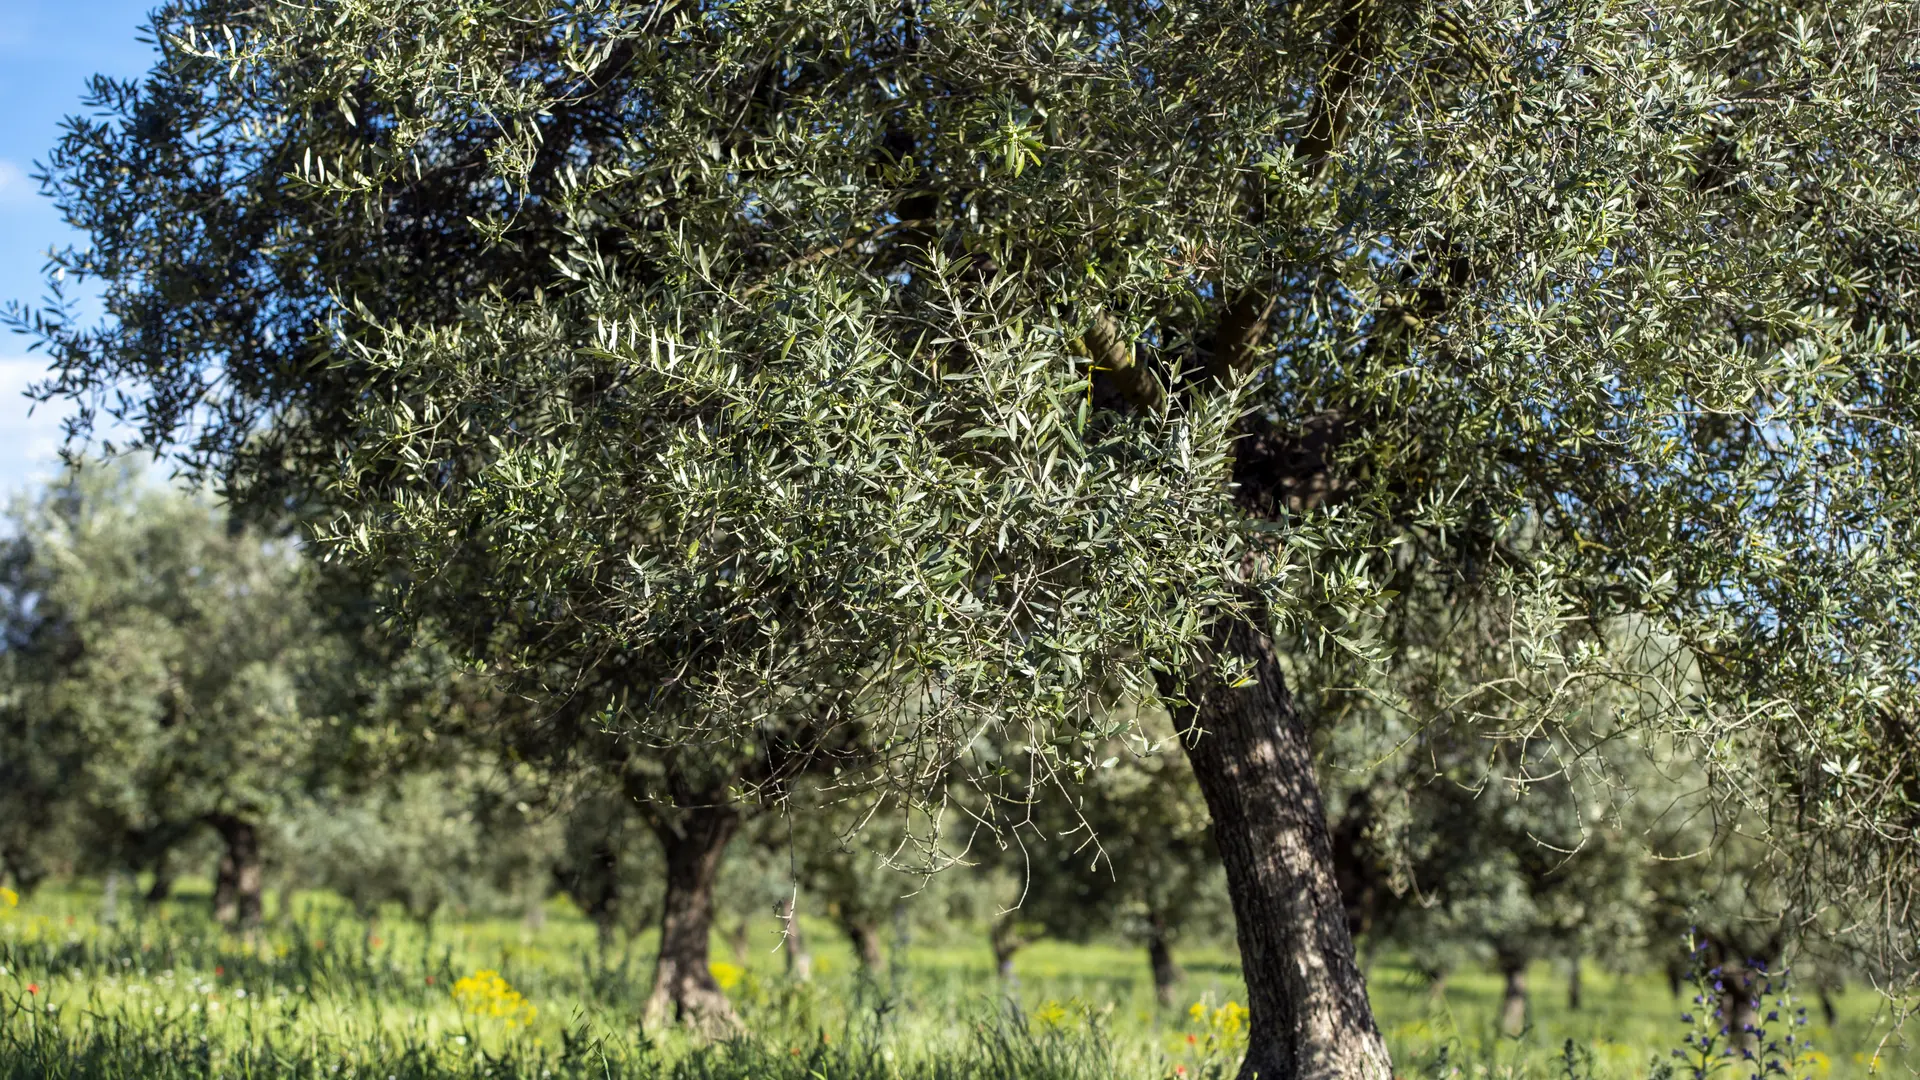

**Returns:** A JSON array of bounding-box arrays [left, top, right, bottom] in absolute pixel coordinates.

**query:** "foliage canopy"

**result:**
[[12, 0, 1920, 980]]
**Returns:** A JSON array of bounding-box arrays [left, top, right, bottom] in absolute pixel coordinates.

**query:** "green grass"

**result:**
[[0, 881, 1909, 1080]]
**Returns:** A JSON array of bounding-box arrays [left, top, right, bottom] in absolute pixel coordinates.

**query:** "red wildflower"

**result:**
[[1186, 1034, 1197, 1045], [1175, 1066, 1188, 1076], [425, 975, 435, 985], [24, 984, 37, 995], [370, 936, 383, 947], [214, 966, 224, 977]]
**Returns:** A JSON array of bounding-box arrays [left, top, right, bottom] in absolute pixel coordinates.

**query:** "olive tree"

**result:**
[[0, 463, 335, 927], [16, 0, 1920, 1073]]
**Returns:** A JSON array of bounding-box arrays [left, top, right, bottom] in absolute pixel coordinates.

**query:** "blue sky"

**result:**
[[0, 1, 163, 497]]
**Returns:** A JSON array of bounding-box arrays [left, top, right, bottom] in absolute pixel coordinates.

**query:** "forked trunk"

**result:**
[[779, 896, 812, 980], [642, 802, 741, 1032], [1498, 956, 1530, 1037], [843, 919, 885, 972], [1148, 928, 1184, 1008], [208, 815, 263, 929], [1170, 610, 1392, 1080]]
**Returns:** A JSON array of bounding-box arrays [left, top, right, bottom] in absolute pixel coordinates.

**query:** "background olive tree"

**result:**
[[0, 463, 339, 926]]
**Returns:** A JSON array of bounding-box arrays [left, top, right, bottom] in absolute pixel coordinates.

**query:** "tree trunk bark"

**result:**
[[145, 852, 175, 904], [642, 802, 741, 1032], [990, 916, 1029, 986], [1148, 929, 1184, 1008], [579, 835, 619, 952], [208, 815, 263, 929], [843, 919, 886, 972], [994, 944, 1019, 984], [778, 896, 813, 980], [1499, 957, 1530, 1037], [1169, 611, 1392, 1080], [1720, 957, 1760, 1051], [1703, 935, 1778, 1053], [1566, 956, 1583, 1011]]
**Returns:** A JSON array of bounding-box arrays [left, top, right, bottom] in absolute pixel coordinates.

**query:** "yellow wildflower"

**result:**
[[1034, 1000, 1068, 1027], [0, 886, 16, 910], [709, 961, 743, 991], [450, 968, 536, 1028], [1212, 1001, 1248, 1038]]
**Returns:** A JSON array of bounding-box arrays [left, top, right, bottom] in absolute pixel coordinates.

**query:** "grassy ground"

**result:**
[[0, 881, 1910, 1080]]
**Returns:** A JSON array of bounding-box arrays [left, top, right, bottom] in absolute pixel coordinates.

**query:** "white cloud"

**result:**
[[0, 160, 35, 206], [0, 353, 80, 495], [0, 355, 157, 498]]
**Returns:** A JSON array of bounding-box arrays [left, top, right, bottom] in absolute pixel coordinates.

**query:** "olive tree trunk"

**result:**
[[1148, 927, 1184, 1008], [1170, 610, 1392, 1080], [1498, 953, 1530, 1036], [145, 851, 175, 904], [641, 803, 741, 1032], [1719, 956, 1761, 1051], [208, 814, 263, 929], [990, 915, 1031, 985], [842, 919, 885, 972]]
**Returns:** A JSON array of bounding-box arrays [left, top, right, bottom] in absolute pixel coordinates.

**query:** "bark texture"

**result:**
[[990, 916, 1032, 985], [1700, 932, 1780, 1053], [1719, 957, 1761, 1051], [843, 919, 885, 972], [1148, 929, 1184, 1008], [1171, 610, 1392, 1080], [558, 835, 620, 952], [1567, 957, 1583, 1011], [145, 861, 175, 904], [642, 802, 741, 1032], [208, 815, 263, 929], [1498, 954, 1530, 1036]]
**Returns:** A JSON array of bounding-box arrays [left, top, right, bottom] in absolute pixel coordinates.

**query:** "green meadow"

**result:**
[[1, 883, 1906, 1080]]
